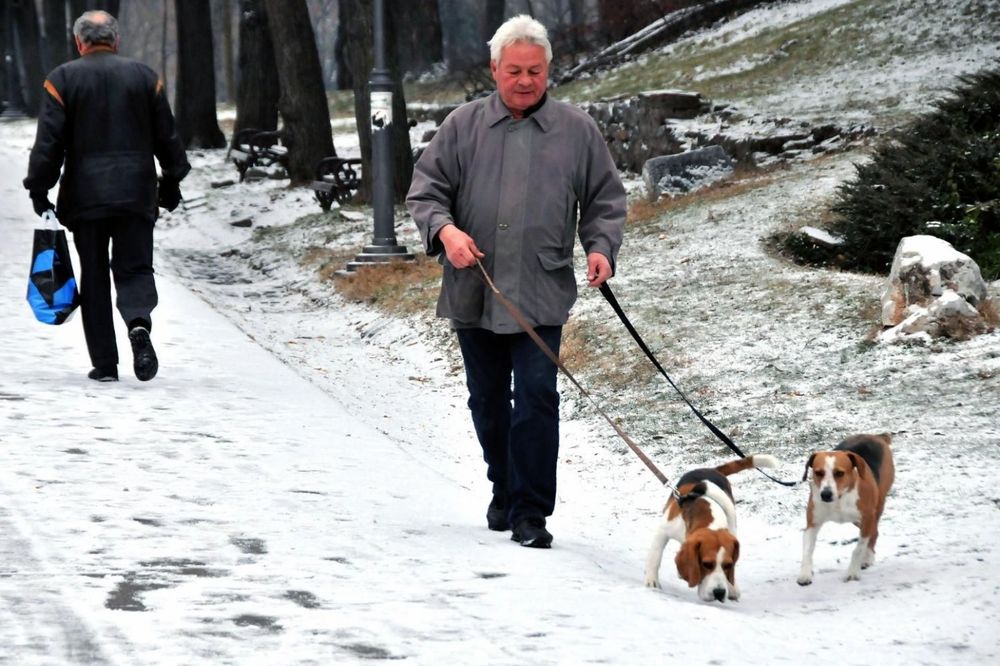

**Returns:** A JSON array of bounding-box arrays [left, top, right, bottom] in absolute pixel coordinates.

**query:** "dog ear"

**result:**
[[726, 537, 740, 585], [847, 452, 866, 478], [802, 453, 816, 482], [675, 539, 702, 588]]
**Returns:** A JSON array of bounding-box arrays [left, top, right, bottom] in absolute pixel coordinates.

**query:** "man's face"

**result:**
[[491, 42, 548, 118]]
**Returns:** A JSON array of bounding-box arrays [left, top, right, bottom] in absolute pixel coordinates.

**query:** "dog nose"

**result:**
[[820, 488, 834, 502], [713, 588, 726, 602]]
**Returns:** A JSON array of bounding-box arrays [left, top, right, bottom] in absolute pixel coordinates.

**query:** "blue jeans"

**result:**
[[456, 326, 562, 526]]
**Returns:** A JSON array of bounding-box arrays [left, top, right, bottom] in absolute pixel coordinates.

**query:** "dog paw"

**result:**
[[796, 575, 813, 586], [844, 571, 861, 582], [644, 577, 661, 589]]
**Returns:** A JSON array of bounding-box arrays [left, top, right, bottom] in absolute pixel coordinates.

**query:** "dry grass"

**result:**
[[332, 254, 442, 314], [561, 319, 657, 392], [980, 297, 1000, 329], [628, 167, 779, 227]]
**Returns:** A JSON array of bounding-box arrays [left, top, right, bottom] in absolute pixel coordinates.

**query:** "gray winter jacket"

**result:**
[[406, 92, 625, 333]]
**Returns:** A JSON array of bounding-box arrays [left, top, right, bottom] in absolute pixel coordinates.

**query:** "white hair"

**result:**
[[487, 15, 552, 64], [73, 10, 119, 46]]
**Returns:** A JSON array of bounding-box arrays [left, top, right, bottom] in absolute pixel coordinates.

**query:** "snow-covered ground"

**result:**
[[3, 1, 1000, 663]]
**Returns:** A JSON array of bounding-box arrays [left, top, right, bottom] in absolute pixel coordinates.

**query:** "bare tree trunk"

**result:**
[[174, 0, 225, 148], [334, 7, 351, 90], [161, 0, 169, 90], [341, 0, 413, 202], [568, 0, 587, 51], [41, 0, 69, 72], [221, 0, 235, 102], [13, 0, 45, 116], [393, 0, 442, 76], [481, 0, 505, 64], [232, 0, 279, 147], [68, 0, 86, 57], [262, 0, 334, 184]]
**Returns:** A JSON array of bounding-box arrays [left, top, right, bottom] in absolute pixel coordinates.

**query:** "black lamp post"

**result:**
[[344, 0, 413, 272], [1, 1, 28, 118]]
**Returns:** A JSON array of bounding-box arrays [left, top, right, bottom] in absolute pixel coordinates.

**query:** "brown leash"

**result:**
[[475, 259, 670, 486]]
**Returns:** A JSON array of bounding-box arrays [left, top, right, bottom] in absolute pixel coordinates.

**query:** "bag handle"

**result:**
[[41, 210, 59, 230]]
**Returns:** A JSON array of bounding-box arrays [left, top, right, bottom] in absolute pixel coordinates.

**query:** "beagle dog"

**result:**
[[644, 454, 778, 602], [798, 433, 895, 585]]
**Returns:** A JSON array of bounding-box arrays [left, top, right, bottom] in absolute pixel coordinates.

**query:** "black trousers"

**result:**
[[456, 326, 562, 527], [72, 216, 158, 368]]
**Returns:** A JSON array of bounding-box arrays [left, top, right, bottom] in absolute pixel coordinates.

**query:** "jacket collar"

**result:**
[[80, 44, 117, 56], [485, 92, 553, 132]]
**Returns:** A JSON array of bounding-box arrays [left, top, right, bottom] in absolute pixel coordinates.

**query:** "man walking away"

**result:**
[[407, 15, 626, 548], [23, 10, 190, 382]]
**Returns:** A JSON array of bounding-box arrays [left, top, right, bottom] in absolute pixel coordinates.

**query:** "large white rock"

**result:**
[[878, 235, 991, 342]]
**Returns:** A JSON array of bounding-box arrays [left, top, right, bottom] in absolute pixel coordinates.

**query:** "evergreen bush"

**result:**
[[798, 65, 1000, 279]]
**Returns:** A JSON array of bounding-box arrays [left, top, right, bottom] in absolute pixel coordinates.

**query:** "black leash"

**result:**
[[475, 260, 674, 489], [599, 282, 798, 488]]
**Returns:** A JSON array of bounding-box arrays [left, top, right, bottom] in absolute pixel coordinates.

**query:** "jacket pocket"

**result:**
[[532, 250, 577, 323], [536, 251, 573, 271], [440, 261, 485, 325]]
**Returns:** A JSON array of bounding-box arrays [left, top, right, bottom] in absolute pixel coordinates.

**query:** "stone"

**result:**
[[878, 235, 992, 342], [642, 145, 734, 200], [798, 226, 844, 249]]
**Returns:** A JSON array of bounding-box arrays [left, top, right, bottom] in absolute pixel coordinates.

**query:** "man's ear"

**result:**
[[675, 540, 701, 588]]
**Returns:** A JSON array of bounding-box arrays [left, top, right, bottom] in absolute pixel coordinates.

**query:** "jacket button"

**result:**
[[498, 223, 509, 230]]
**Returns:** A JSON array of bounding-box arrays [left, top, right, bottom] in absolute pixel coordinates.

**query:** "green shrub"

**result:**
[[803, 65, 1000, 279]]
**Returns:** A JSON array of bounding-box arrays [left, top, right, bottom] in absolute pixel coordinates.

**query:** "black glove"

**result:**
[[158, 177, 182, 212], [30, 192, 54, 217]]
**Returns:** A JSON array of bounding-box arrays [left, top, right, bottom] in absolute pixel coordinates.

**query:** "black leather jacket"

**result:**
[[23, 48, 190, 228]]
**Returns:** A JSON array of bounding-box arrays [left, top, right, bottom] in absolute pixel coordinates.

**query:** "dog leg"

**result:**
[[644, 521, 672, 588], [845, 535, 870, 581], [862, 525, 879, 569], [797, 526, 819, 585]]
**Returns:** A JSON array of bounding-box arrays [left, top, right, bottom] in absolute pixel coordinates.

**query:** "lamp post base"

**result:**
[[337, 244, 416, 276]]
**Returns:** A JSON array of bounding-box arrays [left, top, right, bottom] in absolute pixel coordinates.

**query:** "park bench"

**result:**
[[230, 128, 289, 181], [309, 155, 363, 210]]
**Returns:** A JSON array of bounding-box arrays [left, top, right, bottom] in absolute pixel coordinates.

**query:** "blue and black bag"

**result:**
[[26, 211, 80, 325]]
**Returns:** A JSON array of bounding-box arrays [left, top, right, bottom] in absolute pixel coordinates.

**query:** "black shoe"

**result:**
[[511, 518, 552, 548], [487, 494, 509, 532], [128, 326, 158, 381], [87, 366, 119, 382]]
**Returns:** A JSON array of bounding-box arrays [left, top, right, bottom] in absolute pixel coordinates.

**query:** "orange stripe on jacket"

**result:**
[[43, 79, 64, 107]]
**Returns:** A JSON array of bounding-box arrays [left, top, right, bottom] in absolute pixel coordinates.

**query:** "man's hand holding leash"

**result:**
[[587, 253, 612, 288], [439, 224, 484, 268]]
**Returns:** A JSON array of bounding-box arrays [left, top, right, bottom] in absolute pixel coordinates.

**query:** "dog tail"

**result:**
[[715, 453, 778, 477]]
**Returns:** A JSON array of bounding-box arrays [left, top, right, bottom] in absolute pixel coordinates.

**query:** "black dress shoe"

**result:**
[[487, 494, 509, 532], [128, 326, 158, 381], [87, 366, 119, 382], [511, 517, 552, 548]]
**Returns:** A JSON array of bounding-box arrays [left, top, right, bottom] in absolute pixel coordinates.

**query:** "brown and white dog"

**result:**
[[644, 454, 777, 602], [798, 433, 895, 585]]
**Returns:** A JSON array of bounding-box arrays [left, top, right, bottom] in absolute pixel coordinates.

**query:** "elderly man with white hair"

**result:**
[[407, 15, 626, 548]]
